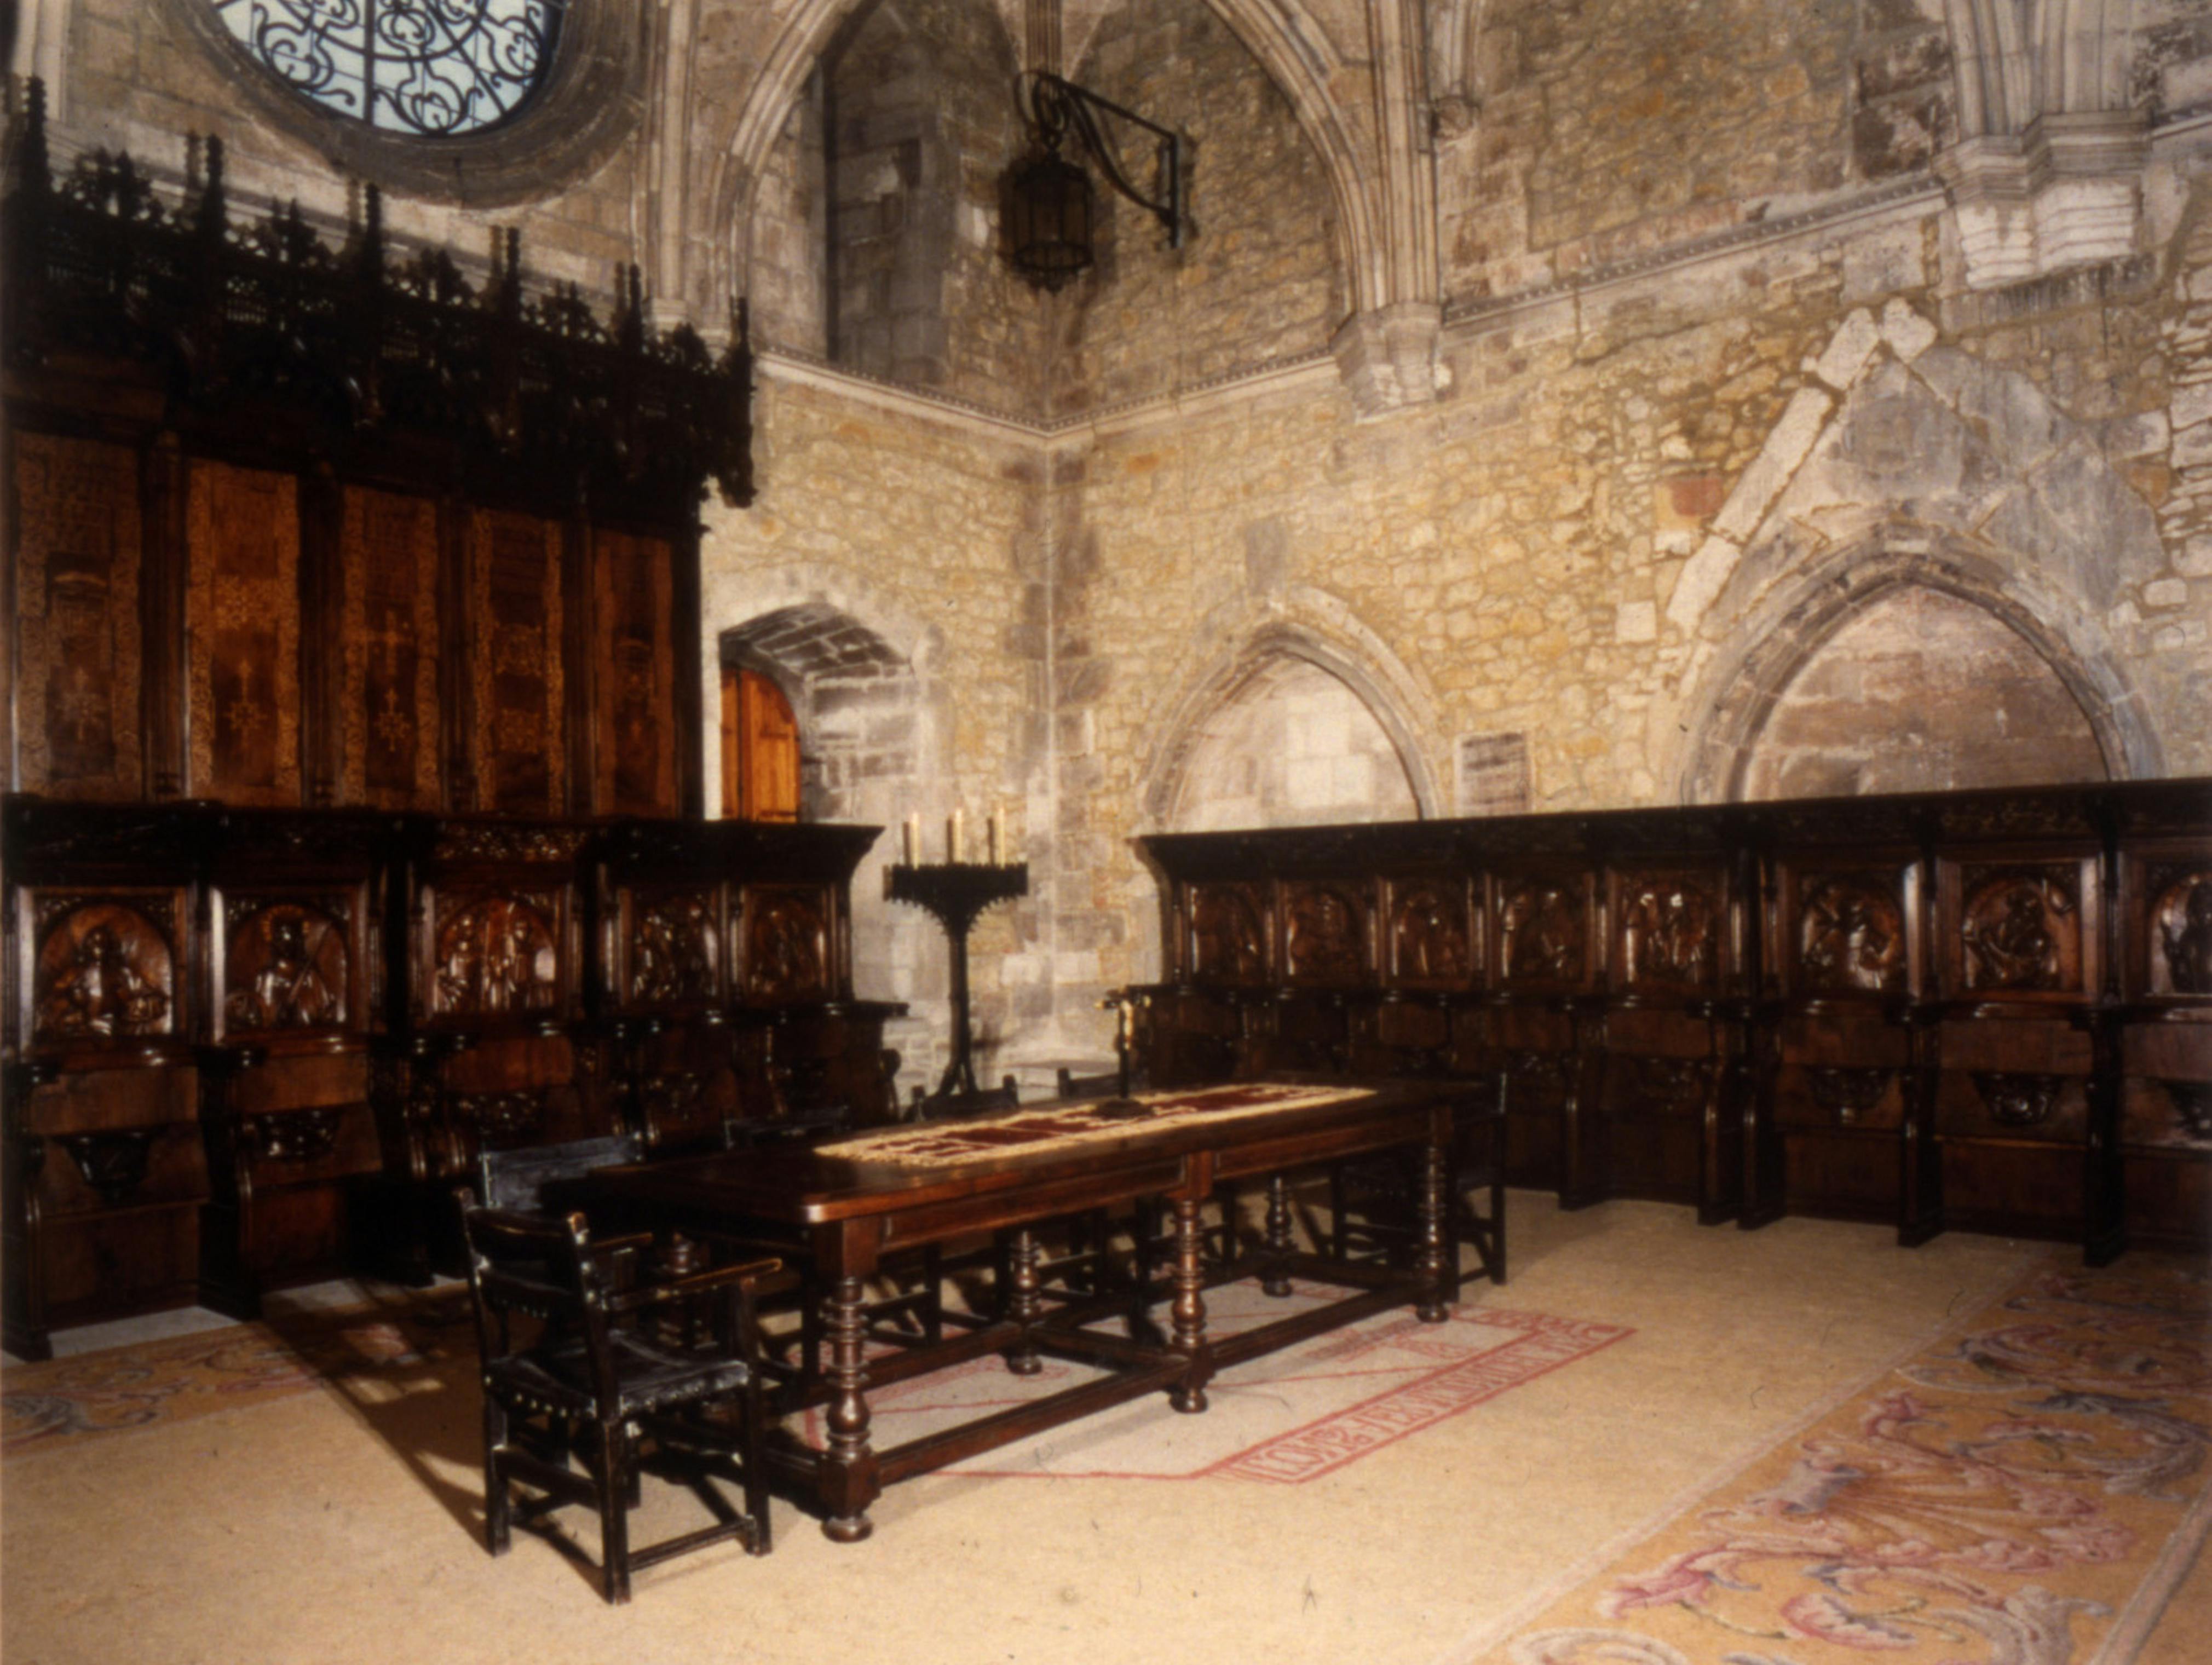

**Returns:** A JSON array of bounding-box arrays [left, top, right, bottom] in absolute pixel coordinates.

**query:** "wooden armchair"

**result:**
[[1328, 1082, 1507, 1295], [458, 1199, 780, 1604]]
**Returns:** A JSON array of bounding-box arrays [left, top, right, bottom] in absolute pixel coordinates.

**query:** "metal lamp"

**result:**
[[1006, 72, 1183, 291]]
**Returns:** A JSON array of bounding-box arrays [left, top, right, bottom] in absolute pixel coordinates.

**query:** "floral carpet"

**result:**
[[1462, 1254, 2212, 1665]]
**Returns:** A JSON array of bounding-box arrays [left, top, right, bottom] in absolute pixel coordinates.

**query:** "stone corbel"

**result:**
[[1935, 108, 2148, 289], [1331, 302, 1442, 418]]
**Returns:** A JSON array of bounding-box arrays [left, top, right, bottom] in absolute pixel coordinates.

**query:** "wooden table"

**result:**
[[582, 1077, 1474, 1542]]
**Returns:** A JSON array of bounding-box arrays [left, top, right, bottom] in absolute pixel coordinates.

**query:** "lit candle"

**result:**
[[902, 814, 918, 866], [988, 806, 1004, 866], [948, 809, 963, 863]]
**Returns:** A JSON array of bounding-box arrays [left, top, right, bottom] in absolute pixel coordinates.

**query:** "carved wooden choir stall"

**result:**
[[1130, 780, 2212, 1263], [0, 91, 899, 1358]]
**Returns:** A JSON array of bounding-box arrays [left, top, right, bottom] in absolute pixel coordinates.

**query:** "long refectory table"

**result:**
[[581, 1077, 1479, 1541]]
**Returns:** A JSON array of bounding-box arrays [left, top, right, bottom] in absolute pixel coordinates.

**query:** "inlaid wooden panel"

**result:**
[[1493, 871, 1592, 989], [2144, 864, 2212, 998], [1281, 881, 1368, 985], [1611, 868, 1723, 992], [218, 894, 354, 1036], [1786, 866, 1912, 997], [341, 486, 441, 809], [619, 884, 723, 1008], [1187, 883, 1269, 984], [739, 885, 830, 1001], [429, 888, 565, 1019], [10, 434, 143, 799], [1384, 878, 1476, 987], [1943, 860, 2094, 998], [187, 462, 301, 804], [594, 529, 678, 817], [470, 510, 565, 816], [26, 892, 183, 1046]]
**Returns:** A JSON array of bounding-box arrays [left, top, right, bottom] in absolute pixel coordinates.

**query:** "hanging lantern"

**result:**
[[1007, 143, 1093, 291]]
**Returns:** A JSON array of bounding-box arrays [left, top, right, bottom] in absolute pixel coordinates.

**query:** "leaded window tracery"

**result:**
[[208, 1, 567, 137]]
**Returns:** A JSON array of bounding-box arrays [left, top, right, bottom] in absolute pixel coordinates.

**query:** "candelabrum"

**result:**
[[886, 861, 1029, 1098]]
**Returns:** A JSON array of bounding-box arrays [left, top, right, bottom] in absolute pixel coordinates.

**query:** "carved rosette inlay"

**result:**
[[245, 1107, 347, 1163], [1807, 1066, 1893, 1125], [1284, 884, 1364, 983], [629, 889, 717, 1005], [1798, 873, 1906, 994], [1971, 1071, 2065, 1128], [432, 893, 558, 1016], [1390, 883, 1471, 983], [1499, 881, 1585, 984], [224, 900, 348, 1030], [2150, 869, 2212, 996], [1617, 874, 1718, 989], [744, 891, 827, 1000], [1960, 868, 2078, 993], [1190, 886, 1266, 983], [33, 902, 176, 1042], [59, 1129, 156, 1205]]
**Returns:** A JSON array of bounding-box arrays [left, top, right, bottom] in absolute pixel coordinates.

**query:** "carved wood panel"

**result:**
[[1282, 882, 1367, 984], [622, 885, 721, 1007], [341, 486, 441, 809], [220, 895, 352, 1035], [2147, 866, 2212, 998], [27, 893, 181, 1045], [1188, 883, 1268, 984], [1613, 869, 1721, 992], [1385, 878, 1475, 987], [593, 529, 678, 817], [10, 434, 143, 799], [429, 889, 563, 1018], [1952, 863, 2086, 996], [470, 510, 565, 816], [1792, 868, 1909, 995], [187, 462, 301, 804], [739, 886, 828, 1001], [1495, 874, 1588, 987]]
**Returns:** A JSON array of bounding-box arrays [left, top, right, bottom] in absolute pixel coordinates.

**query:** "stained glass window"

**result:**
[[209, 1, 568, 137]]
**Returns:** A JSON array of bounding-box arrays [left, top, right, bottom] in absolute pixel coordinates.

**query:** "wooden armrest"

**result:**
[[606, 1256, 785, 1314], [583, 1230, 656, 1263]]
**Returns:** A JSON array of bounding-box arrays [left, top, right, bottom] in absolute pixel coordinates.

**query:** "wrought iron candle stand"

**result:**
[[887, 861, 1029, 1098]]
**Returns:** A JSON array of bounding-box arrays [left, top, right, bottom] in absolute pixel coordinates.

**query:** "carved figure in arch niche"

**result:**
[[1800, 877, 1905, 994], [1620, 878, 1716, 988], [36, 910, 172, 1040], [632, 892, 717, 1005], [226, 905, 345, 1030], [2155, 874, 2212, 996], [1393, 886, 1470, 982], [1286, 887, 1363, 981], [746, 894, 825, 1000], [1193, 888, 1266, 983], [435, 897, 557, 1016], [1501, 883, 1583, 983], [1961, 872, 2072, 993]]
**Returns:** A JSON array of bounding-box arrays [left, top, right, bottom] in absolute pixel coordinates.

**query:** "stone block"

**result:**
[[1615, 600, 1658, 642]]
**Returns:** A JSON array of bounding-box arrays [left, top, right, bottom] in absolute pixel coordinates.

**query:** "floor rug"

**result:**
[[1450, 1253, 2212, 1665], [799, 1279, 1631, 1483]]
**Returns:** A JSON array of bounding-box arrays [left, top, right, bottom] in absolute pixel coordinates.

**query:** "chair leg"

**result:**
[[595, 1421, 633, 1606], [742, 1373, 773, 1556], [482, 1397, 512, 1555]]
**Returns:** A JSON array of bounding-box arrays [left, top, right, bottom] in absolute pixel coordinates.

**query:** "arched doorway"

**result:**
[[720, 667, 800, 822]]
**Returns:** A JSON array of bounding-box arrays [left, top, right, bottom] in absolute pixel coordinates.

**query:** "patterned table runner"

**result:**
[[815, 1081, 1374, 1167]]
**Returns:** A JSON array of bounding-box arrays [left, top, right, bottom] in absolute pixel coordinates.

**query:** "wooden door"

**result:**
[[721, 668, 799, 822]]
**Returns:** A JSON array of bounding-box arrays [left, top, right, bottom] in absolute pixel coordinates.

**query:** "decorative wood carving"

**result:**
[[1971, 1071, 2065, 1128], [32, 902, 176, 1042], [629, 889, 718, 1005], [243, 1107, 347, 1164], [594, 529, 678, 817], [1617, 873, 1718, 989], [1960, 867, 2079, 994], [742, 890, 828, 1001], [1807, 1066, 1892, 1125], [2161, 1081, 2212, 1143], [471, 510, 566, 816], [1190, 885, 1266, 983], [1283, 884, 1365, 983], [1633, 1056, 1713, 1113], [447, 1091, 546, 1147], [11, 434, 143, 800], [187, 463, 302, 805], [57, 1129, 156, 1206], [432, 893, 560, 1016], [341, 486, 442, 809], [1389, 882, 1472, 983], [432, 822, 591, 865], [1798, 873, 1906, 994], [2150, 869, 2212, 996], [1499, 880, 1585, 984], [223, 900, 348, 1032]]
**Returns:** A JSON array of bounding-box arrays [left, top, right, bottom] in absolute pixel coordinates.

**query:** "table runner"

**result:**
[[815, 1081, 1375, 1168]]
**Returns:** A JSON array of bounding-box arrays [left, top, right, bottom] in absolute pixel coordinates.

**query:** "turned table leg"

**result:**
[[1416, 1137, 1451, 1324], [1261, 1173, 1294, 1297], [820, 1273, 879, 1541], [1005, 1228, 1044, 1375], [1170, 1194, 1213, 1413]]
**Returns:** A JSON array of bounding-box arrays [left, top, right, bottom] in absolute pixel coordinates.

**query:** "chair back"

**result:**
[[476, 1133, 643, 1213], [910, 1075, 1019, 1121], [458, 1199, 622, 1413]]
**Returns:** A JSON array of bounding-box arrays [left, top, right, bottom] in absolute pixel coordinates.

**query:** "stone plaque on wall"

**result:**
[[342, 487, 441, 809], [188, 463, 301, 805], [11, 434, 143, 800], [593, 528, 677, 816], [471, 510, 565, 816]]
